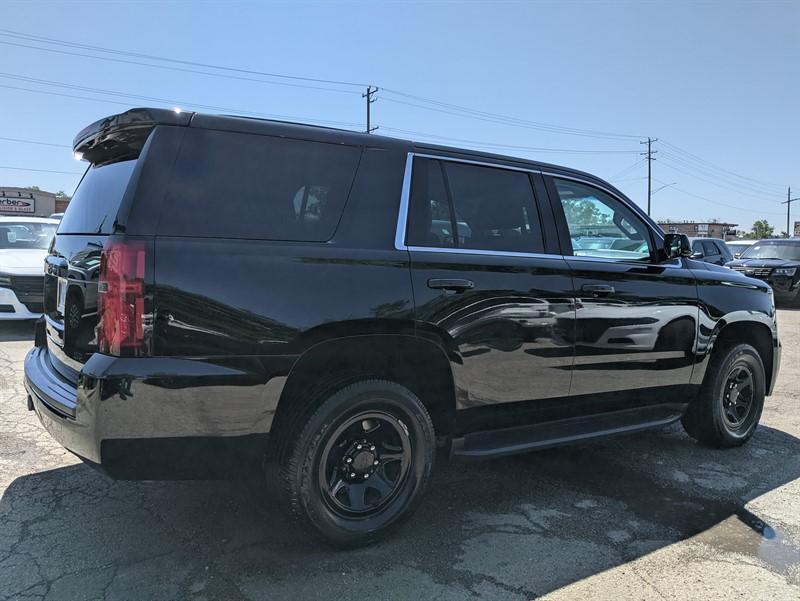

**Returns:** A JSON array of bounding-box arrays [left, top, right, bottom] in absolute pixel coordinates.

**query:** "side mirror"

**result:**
[[691, 251, 704, 259], [663, 233, 692, 259]]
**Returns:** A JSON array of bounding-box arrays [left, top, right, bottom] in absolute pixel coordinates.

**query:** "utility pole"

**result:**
[[782, 186, 800, 238], [363, 86, 379, 134], [640, 137, 658, 216]]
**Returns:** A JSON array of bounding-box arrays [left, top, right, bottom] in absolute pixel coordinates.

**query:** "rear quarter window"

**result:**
[[58, 160, 137, 234], [159, 129, 361, 241]]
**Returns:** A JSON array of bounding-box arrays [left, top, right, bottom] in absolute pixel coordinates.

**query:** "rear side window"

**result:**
[[58, 160, 136, 234], [159, 129, 361, 241], [407, 157, 544, 254]]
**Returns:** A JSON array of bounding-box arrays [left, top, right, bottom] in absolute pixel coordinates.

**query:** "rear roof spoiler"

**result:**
[[73, 108, 193, 164]]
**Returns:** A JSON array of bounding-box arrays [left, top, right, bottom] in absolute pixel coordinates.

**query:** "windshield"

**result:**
[[740, 243, 800, 261], [0, 222, 57, 250]]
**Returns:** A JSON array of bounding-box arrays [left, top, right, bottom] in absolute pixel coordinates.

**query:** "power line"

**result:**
[[0, 39, 361, 97], [0, 136, 71, 148], [0, 165, 83, 175], [381, 88, 643, 141], [658, 156, 785, 203], [658, 181, 785, 217], [379, 127, 640, 154], [659, 150, 784, 198], [0, 29, 367, 88], [381, 97, 641, 142], [0, 75, 366, 128], [660, 139, 785, 192], [608, 158, 645, 181]]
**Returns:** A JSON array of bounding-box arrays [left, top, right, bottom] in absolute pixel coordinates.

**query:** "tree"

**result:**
[[25, 185, 41, 191], [752, 220, 774, 239], [562, 199, 611, 227]]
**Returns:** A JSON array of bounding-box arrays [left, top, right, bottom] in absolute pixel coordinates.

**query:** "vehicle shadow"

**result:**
[[2, 424, 799, 600], [0, 320, 36, 342]]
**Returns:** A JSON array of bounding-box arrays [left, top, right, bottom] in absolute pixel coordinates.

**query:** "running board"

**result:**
[[450, 405, 684, 460]]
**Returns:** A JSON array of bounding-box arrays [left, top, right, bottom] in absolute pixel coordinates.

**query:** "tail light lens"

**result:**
[[97, 239, 146, 356]]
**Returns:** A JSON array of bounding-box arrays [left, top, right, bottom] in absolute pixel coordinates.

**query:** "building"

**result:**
[[0, 187, 66, 217], [658, 220, 739, 240]]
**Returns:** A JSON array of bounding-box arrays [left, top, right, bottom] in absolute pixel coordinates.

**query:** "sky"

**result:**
[[1, 0, 798, 233]]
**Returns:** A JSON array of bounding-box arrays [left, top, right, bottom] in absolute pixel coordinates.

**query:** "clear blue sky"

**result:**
[[2, 0, 798, 232]]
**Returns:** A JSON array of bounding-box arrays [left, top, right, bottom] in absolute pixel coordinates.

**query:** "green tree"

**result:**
[[752, 219, 774, 239], [562, 199, 611, 226]]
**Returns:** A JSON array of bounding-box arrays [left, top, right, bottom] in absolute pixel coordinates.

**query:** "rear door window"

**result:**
[[58, 160, 136, 234], [406, 157, 544, 254], [159, 129, 361, 241]]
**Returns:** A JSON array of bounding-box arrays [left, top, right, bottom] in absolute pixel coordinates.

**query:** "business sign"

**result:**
[[795, 221, 800, 238], [0, 195, 35, 213]]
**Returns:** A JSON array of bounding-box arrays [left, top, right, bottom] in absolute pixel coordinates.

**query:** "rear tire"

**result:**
[[280, 379, 435, 547], [681, 343, 765, 447]]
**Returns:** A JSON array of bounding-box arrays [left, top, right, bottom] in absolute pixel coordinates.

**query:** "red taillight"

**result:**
[[97, 239, 146, 356]]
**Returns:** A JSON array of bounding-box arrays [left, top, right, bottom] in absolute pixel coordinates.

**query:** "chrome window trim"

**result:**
[[394, 152, 414, 251], [407, 245, 560, 261], [394, 152, 673, 268], [413, 152, 542, 174]]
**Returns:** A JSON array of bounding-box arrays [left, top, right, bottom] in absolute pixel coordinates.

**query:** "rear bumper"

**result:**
[[24, 344, 290, 478]]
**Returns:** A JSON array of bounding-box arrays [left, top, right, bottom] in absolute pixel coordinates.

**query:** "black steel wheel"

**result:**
[[720, 364, 755, 430], [280, 379, 435, 546], [681, 343, 765, 447], [319, 411, 411, 517]]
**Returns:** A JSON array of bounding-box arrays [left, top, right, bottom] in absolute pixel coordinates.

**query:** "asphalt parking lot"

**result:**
[[1, 313, 799, 601]]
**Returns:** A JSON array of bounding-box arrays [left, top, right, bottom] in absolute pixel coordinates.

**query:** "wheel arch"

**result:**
[[269, 333, 456, 458], [700, 315, 776, 394]]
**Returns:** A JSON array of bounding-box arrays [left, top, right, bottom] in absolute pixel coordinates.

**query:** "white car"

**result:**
[[0, 216, 59, 319]]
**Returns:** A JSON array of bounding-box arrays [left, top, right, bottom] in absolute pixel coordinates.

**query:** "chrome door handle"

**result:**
[[427, 278, 474, 293]]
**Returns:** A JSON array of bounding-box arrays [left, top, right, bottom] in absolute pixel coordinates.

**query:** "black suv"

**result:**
[[25, 109, 781, 545], [726, 239, 800, 306], [687, 237, 734, 266]]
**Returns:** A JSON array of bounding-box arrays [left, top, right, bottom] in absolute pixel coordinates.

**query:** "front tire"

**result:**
[[281, 379, 435, 546], [681, 343, 765, 447]]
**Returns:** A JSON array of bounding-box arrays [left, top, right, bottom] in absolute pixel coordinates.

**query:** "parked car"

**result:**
[[727, 239, 757, 259], [727, 239, 800, 306], [0, 216, 58, 319], [687, 237, 733, 265], [48, 212, 64, 221], [25, 108, 781, 546]]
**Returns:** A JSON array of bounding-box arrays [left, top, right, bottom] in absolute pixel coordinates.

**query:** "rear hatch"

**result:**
[[44, 108, 191, 383], [45, 159, 138, 382]]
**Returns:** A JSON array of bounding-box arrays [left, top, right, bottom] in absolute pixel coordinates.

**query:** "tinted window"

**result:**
[[407, 157, 544, 253], [692, 240, 704, 255], [58, 160, 136, 234], [554, 179, 652, 261], [160, 129, 361, 241], [0, 222, 57, 249], [702, 241, 718, 256], [407, 158, 455, 247]]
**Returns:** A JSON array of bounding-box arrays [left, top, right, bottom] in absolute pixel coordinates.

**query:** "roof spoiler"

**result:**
[[73, 108, 193, 164]]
